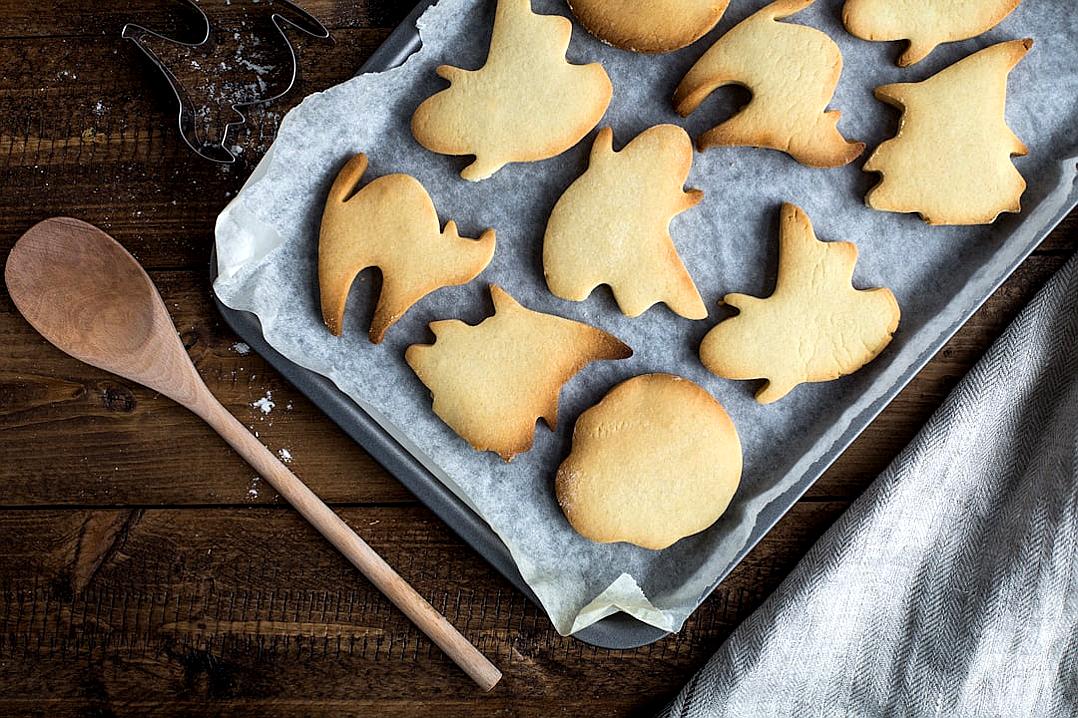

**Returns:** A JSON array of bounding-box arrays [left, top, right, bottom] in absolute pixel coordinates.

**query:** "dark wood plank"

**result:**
[[0, 30, 389, 154], [0, 501, 846, 716]]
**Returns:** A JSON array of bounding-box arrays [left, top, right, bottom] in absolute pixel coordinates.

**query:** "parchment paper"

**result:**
[[213, 0, 1078, 636]]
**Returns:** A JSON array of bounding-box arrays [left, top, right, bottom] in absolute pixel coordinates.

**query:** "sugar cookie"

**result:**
[[405, 285, 632, 461], [567, 0, 730, 53], [700, 204, 899, 404], [673, 0, 864, 167], [411, 0, 612, 181], [843, 0, 1022, 66], [863, 39, 1031, 226], [556, 373, 742, 550], [543, 125, 707, 320], [318, 154, 496, 343]]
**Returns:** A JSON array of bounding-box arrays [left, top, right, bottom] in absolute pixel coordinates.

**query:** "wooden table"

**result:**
[[1, 1, 1073, 715]]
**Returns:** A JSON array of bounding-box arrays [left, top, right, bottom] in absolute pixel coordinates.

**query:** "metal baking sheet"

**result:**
[[212, 0, 665, 649], [211, 0, 1078, 649]]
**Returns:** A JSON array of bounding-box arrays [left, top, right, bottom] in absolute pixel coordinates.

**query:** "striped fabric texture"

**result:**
[[662, 251, 1078, 718]]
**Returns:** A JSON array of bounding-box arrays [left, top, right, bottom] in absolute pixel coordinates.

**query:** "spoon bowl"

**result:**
[[5, 217, 202, 403]]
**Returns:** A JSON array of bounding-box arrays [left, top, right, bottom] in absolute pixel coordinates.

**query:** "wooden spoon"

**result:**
[[5, 217, 502, 691]]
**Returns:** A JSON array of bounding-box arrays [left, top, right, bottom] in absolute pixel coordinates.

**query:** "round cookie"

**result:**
[[567, 0, 730, 54], [556, 373, 742, 550]]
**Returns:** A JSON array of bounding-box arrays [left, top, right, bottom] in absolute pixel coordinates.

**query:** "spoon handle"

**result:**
[[190, 391, 502, 691]]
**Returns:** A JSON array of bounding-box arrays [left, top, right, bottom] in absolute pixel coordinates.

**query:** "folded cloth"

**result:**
[[662, 250, 1078, 718]]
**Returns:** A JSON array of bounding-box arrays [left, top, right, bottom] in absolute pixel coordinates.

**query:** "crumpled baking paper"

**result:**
[[214, 0, 1078, 636]]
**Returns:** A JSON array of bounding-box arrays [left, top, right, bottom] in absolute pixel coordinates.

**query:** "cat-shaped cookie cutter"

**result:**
[[122, 0, 330, 163]]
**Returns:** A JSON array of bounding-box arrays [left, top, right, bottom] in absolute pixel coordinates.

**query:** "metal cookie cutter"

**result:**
[[122, 0, 330, 163]]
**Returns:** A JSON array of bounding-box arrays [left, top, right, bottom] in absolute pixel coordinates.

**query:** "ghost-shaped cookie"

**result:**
[[673, 0, 863, 167], [863, 39, 1032, 225], [411, 0, 612, 181], [318, 154, 496, 343], [699, 204, 900, 403], [405, 285, 632, 461], [543, 125, 707, 320], [843, 0, 1022, 66], [556, 373, 742, 550]]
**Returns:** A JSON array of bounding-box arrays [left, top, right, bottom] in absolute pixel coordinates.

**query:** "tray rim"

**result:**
[[211, 0, 1078, 650]]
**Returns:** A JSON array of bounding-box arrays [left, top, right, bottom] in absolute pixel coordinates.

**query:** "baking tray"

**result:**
[[210, 0, 1078, 649], [211, 0, 666, 649]]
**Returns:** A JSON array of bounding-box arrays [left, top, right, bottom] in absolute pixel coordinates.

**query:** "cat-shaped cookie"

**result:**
[[319, 154, 495, 342]]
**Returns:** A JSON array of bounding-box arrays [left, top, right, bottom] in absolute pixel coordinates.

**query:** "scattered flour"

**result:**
[[231, 341, 251, 355], [251, 391, 274, 414], [278, 448, 293, 463]]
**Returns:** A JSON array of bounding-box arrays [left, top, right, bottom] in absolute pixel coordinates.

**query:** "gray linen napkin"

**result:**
[[662, 250, 1078, 718]]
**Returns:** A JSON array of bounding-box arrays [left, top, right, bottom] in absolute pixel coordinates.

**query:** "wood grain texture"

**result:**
[[0, 503, 846, 716], [6, 218, 499, 689], [0, 0, 1075, 714]]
